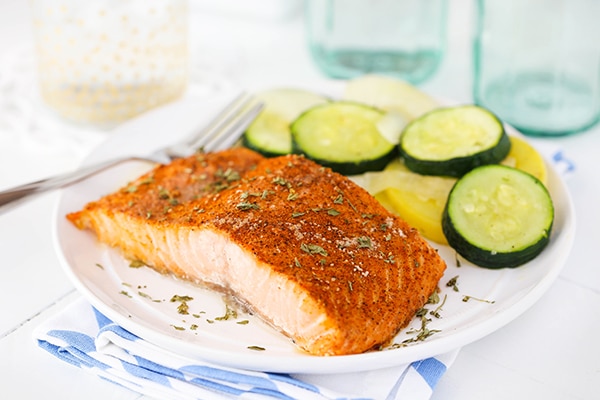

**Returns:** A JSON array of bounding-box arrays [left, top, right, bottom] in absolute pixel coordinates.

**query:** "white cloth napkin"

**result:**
[[34, 297, 458, 400]]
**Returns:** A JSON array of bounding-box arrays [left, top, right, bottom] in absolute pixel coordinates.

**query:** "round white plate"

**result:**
[[53, 87, 575, 374]]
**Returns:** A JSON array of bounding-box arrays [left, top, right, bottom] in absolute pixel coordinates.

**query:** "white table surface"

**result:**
[[1, 1, 598, 399]]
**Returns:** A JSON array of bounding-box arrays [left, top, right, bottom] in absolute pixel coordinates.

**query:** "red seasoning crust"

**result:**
[[68, 147, 446, 356]]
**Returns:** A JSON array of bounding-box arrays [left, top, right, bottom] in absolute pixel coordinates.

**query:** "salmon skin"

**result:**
[[68, 147, 446, 356]]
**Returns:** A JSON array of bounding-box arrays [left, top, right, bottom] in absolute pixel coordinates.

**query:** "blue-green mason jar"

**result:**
[[473, 0, 600, 136], [305, 0, 447, 84]]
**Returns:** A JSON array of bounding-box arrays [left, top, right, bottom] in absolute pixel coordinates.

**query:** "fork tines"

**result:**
[[193, 93, 264, 153]]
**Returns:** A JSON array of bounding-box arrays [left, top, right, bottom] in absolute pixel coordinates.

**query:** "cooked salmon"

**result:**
[[68, 147, 446, 356]]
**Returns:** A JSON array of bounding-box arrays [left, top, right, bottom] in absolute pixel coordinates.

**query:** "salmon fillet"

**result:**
[[68, 147, 446, 356]]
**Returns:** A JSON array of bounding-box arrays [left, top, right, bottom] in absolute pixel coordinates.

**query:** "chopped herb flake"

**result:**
[[138, 291, 162, 303], [170, 295, 194, 302], [427, 291, 440, 305], [177, 302, 190, 315], [236, 201, 260, 211], [300, 243, 328, 256], [247, 345, 265, 351], [129, 260, 146, 268], [357, 236, 372, 249], [287, 191, 299, 201], [430, 294, 447, 319], [446, 275, 460, 292], [455, 252, 462, 267], [215, 304, 238, 321], [272, 176, 289, 187], [158, 188, 170, 199], [415, 307, 428, 317], [462, 295, 495, 304], [402, 315, 441, 344], [170, 295, 194, 315]]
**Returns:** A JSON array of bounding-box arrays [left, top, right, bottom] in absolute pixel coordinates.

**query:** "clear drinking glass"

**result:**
[[473, 0, 600, 136], [30, 0, 189, 127], [304, 0, 447, 84]]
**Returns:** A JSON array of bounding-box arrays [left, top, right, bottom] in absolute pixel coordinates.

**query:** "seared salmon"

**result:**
[[68, 147, 446, 356]]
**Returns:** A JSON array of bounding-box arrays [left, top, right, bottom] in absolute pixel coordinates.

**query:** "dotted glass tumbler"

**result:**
[[473, 0, 600, 136], [31, 0, 189, 127]]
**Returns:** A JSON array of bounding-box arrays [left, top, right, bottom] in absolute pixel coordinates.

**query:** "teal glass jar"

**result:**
[[304, 0, 447, 84], [473, 0, 600, 136]]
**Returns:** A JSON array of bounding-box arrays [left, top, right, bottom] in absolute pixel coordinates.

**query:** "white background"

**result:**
[[0, 1, 598, 399]]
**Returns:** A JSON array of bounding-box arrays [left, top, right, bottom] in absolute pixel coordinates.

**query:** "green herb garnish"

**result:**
[[129, 260, 146, 268], [300, 243, 328, 256], [462, 295, 495, 304], [170, 294, 194, 315], [357, 236, 372, 249], [402, 316, 441, 344], [236, 201, 260, 211], [430, 294, 447, 319], [215, 304, 238, 321], [446, 275, 459, 292]]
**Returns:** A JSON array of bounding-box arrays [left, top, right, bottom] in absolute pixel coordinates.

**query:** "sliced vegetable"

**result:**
[[373, 160, 456, 245], [442, 164, 554, 269], [243, 88, 329, 157], [291, 101, 398, 175], [501, 135, 547, 185], [399, 105, 511, 177], [343, 74, 439, 121]]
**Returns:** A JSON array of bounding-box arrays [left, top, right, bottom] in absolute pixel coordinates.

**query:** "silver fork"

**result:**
[[0, 93, 264, 214]]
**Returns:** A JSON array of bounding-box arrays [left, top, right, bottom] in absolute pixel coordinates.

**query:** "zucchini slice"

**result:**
[[399, 105, 511, 177], [243, 88, 329, 157], [291, 101, 398, 175], [442, 164, 554, 269]]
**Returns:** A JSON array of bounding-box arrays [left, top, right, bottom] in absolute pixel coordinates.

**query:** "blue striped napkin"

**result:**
[[34, 297, 458, 400]]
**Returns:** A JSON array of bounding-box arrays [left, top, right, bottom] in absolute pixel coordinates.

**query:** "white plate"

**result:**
[[53, 87, 576, 374]]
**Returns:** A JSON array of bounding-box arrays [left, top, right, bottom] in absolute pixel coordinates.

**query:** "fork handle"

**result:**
[[0, 158, 134, 215]]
